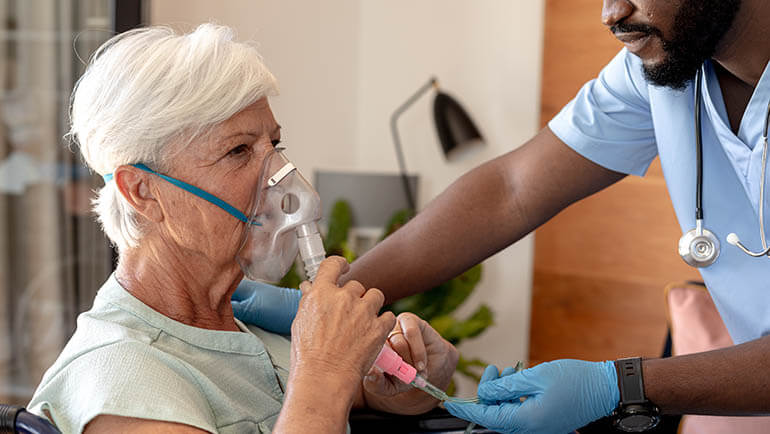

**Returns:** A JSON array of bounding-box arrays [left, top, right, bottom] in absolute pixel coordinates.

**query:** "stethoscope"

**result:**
[[679, 67, 770, 267]]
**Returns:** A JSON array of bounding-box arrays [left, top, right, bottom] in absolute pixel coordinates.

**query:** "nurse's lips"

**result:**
[[613, 32, 652, 54]]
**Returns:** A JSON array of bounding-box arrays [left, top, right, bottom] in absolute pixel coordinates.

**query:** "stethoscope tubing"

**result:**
[[687, 66, 770, 265]]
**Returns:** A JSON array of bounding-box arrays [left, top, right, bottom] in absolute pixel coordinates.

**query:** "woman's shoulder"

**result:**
[[27, 277, 218, 433], [47, 276, 169, 373], [27, 276, 288, 433], [28, 335, 216, 433]]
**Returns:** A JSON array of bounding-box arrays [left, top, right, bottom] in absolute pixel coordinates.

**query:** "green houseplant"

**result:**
[[280, 200, 494, 388]]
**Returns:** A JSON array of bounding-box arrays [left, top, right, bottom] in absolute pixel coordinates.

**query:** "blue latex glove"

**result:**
[[445, 359, 619, 434], [231, 280, 301, 335]]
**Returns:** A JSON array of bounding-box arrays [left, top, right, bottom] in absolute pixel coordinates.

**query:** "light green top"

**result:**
[[28, 274, 292, 433]]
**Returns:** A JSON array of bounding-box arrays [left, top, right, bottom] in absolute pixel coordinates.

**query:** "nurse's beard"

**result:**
[[642, 0, 741, 90]]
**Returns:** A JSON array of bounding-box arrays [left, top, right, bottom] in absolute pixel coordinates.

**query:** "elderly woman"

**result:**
[[27, 24, 458, 433]]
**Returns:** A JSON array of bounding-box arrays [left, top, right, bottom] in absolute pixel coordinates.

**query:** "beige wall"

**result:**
[[151, 0, 544, 394], [353, 2, 543, 393], [151, 0, 362, 173]]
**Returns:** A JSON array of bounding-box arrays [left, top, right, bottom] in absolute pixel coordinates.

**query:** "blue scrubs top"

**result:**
[[549, 49, 770, 344]]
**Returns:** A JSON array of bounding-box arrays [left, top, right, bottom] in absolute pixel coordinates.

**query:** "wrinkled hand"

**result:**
[[363, 312, 459, 414], [231, 280, 300, 334], [445, 359, 619, 434], [290, 256, 396, 385]]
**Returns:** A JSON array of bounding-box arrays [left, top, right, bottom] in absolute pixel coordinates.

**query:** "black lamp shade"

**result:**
[[433, 91, 483, 158], [390, 78, 485, 211]]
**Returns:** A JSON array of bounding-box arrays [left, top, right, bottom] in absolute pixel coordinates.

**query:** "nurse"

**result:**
[[235, 0, 770, 432]]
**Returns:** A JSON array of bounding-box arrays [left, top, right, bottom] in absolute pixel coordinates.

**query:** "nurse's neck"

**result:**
[[709, 0, 769, 133], [711, 0, 770, 89], [713, 63, 756, 134]]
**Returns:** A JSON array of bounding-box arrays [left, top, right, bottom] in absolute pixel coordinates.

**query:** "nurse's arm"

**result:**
[[644, 334, 770, 414], [343, 126, 626, 302]]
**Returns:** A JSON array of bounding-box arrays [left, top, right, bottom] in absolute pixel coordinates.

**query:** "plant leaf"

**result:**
[[325, 200, 352, 254], [341, 241, 356, 263], [457, 304, 494, 340], [278, 262, 302, 289], [433, 264, 482, 317], [390, 264, 482, 321], [428, 305, 494, 345], [455, 355, 489, 383]]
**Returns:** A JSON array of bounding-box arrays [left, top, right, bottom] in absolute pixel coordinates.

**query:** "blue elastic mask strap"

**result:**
[[103, 163, 260, 226]]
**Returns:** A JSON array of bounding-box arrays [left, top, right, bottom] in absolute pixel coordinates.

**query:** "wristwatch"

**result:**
[[611, 357, 661, 432]]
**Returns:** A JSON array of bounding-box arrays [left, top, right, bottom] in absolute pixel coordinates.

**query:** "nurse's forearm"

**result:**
[[344, 128, 625, 302], [643, 335, 770, 415]]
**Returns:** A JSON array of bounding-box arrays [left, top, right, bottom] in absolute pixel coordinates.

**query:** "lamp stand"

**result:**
[[389, 77, 438, 212]]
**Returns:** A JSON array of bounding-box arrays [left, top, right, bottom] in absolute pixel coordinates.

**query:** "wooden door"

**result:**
[[529, 0, 701, 365]]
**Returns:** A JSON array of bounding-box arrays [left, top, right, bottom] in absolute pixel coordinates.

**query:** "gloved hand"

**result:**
[[231, 279, 301, 334], [445, 359, 619, 434]]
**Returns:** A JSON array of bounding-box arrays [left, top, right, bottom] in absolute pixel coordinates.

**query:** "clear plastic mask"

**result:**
[[236, 149, 322, 282]]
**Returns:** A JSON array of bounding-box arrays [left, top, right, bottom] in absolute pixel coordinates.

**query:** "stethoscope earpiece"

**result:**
[[726, 232, 770, 257]]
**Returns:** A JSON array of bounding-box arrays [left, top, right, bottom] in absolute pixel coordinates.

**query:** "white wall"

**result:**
[[151, 0, 544, 394]]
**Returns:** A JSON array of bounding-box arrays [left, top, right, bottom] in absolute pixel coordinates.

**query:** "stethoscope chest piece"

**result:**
[[678, 225, 720, 267]]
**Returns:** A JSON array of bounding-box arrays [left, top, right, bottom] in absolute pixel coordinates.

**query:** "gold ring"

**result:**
[[387, 329, 404, 340]]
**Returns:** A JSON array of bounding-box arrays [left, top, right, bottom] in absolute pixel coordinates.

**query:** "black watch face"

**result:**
[[614, 403, 661, 432], [618, 414, 658, 432]]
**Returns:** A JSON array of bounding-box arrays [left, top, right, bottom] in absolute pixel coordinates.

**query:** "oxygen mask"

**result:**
[[237, 148, 324, 282]]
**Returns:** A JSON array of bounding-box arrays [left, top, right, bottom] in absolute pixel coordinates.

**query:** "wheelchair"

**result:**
[[1, 403, 485, 434], [0, 405, 60, 434]]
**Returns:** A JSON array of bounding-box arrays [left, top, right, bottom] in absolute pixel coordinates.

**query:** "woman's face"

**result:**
[[152, 98, 281, 271]]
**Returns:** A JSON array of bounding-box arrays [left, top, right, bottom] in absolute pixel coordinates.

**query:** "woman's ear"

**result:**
[[113, 165, 163, 223]]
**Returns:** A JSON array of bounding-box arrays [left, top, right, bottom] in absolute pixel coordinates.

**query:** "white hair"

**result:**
[[71, 23, 278, 252]]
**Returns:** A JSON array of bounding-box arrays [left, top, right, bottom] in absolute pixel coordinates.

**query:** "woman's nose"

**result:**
[[602, 0, 634, 27], [254, 141, 276, 166]]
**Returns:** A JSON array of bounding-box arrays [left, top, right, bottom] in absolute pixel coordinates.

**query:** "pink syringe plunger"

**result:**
[[374, 339, 482, 405], [373, 345, 417, 385]]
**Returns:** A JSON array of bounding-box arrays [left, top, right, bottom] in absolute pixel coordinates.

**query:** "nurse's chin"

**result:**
[[624, 38, 667, 66]]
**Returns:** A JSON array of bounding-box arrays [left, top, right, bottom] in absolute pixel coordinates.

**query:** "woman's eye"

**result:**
[[228, 144, 250, 156]]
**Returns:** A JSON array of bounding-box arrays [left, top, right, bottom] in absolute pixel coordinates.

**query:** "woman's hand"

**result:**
[[362, 312, 459, 415], [276, 256, 396, 433], [289, 256, 396, 391]]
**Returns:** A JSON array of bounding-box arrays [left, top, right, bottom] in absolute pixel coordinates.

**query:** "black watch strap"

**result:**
[[613, 357, 660, 432], [617, 357, 647, 405]]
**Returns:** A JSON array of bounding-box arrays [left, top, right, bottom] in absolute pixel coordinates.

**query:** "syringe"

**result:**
[[297, 229, 476, 403], [374, 345, 479, 404]]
